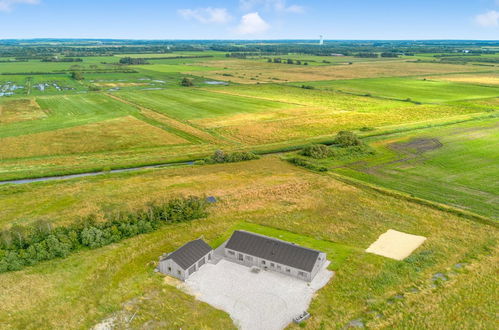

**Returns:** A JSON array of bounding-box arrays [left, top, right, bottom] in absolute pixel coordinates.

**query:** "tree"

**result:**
[[71, 71, 84, 81], [181, 77, 193, 87], [212, 149, 227, 163]]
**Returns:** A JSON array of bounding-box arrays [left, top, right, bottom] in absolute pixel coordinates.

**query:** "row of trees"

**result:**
[[0, 196, 209, 273], [267, 58, 308, 65], [119, 57, 149, 65]]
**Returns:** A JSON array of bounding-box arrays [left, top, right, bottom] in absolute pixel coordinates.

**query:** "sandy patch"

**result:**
[[171, 259, 333, 330], [366, 229, 427, 260]]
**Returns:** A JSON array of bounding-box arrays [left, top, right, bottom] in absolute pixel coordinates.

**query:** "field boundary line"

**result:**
[[323, 171, 497, 228], [104, 93, 226, 145]]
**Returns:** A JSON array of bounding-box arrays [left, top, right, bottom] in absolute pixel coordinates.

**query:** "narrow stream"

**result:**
[[0, 161, 195, 185]]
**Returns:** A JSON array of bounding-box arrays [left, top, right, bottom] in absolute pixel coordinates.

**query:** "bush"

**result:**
[[205, 150, 259, 164], [287, 157, 328, 172], [300, 144, 331, 159], [181, 77, 194, 87], [334, 131, 362, 147]]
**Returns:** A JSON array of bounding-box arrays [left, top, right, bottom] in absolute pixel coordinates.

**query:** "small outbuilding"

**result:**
[[224, 230, 326, 282], [159, 239, 213, 281]]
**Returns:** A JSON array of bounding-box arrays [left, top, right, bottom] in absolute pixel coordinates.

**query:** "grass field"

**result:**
[[116, 88, 294, 120], [294, 77, 499, 103], [0, 157, 496, 329], [299, 117, 499, 219], [1, 42, 498, 330], [0, 116, 189, 159], [195, 60, 489, 83]]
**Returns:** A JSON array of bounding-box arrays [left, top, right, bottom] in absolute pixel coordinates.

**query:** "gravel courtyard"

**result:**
[[179, 259, 333, 330]]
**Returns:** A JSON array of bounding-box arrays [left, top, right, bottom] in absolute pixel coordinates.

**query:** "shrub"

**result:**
[[206, 150, 259, 164], [287, 157, 328, 172], [300, 144, 331, 159], [334, 131, 362, 147], [181, 77, 193, 87]]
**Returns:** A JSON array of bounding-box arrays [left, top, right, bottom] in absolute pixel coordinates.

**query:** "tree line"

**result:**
[[0, 196, 209, 273]]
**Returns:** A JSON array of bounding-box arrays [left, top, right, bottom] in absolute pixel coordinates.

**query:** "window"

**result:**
[[208, 254, 211, 260], [177, 270, 181, 275], [277, 265, 281, 270], [168, 267, 172, 272], [298, 271, 306, 277], [286, 268, 291, 273], [228, 250, 235, 255], [245, 255, 253, 261], [261, 260, 266, 265], [270, 263, 275, 267]]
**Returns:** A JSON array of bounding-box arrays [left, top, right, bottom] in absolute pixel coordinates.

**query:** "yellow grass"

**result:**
[[427, 73, 499, 86], [195, 104, 480, 144], [106, 93, 225, 145], [0, 98, 47, 123], [194, 60, 486, 83], [0, 156, 496, 328], [0, 116, 188, 159]]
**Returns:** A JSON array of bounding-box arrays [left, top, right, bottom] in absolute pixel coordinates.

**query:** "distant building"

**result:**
[[224, 230, 326, 282], [319, 35, 324, 45], [159, 239, 213, 281]]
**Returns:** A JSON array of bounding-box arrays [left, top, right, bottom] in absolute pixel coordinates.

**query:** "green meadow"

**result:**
[[116, 88, 294, 120], [299, 117, 499, 219], [0, 157, 496, 329], [293, 76, 499, 103]]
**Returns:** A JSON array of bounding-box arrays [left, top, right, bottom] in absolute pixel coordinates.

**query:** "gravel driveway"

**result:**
[[179, 259, 333, 330]]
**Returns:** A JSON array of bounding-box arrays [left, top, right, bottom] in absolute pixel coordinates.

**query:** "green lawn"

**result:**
[[294, 77, 499, 103], [116, 88, 295, 120]]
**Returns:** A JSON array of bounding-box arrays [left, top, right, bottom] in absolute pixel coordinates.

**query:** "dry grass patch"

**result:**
[[0, 116, 188, 159], [195, 60, 485, 83], [0, 156, 497, 328], [0, 98, 46, 123], [427, 73, 499, 86], [204, 104, 480, 144]]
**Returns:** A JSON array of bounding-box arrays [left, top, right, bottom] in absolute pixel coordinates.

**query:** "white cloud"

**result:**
[[475, 10, 499, 27], [178, 7, 232, 24], [235, 12, 270, 34], [0, 0, 39, 12], [240, 0, 304, 14]]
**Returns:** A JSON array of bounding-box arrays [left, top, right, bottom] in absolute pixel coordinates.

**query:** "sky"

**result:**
[[0, 0, 498, 40]]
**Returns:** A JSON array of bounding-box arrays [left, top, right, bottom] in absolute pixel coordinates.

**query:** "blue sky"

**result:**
[[0, 0, 498, 39]]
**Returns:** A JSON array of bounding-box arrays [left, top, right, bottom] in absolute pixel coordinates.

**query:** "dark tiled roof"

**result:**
[[166, 239, 212, 269], [225, 231, 322, 272]]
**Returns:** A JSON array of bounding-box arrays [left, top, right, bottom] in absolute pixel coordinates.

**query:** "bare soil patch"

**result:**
[[366, 229, 427, 260]]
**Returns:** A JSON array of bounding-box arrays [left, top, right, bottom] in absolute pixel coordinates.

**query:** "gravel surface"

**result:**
[[179, 259, 333, 330]]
